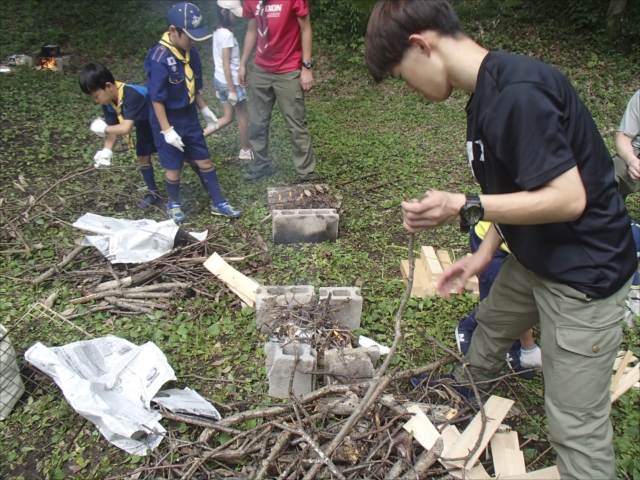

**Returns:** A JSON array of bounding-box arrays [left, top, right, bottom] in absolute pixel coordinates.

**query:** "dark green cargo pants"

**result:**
[[453, 255, 632, 479]]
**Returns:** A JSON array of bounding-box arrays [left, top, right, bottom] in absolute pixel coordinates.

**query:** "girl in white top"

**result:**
[[204, 0, 251, 161]]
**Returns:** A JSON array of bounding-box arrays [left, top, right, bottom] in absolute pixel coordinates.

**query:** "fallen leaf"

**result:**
[[57, 195, 66, 206], [30, 242, 43, 249], [28, 195, 35, 206], [13, 182, 26, 192], [221, 365, 232, 374], [0, 198, 4, 207], [524, 433, 540, 441], [212, 358, 228, 366], [18, 174, 28, 186], [68, 465, 82, 474], [354, 277, 364, 287], [304, 189, 311, 197], [61, 308, 76, 316], [315, 185, 324, 193]]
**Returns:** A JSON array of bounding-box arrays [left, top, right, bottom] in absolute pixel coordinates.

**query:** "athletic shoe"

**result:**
[[410, 373, 496, 399], [243, 168, 274, 182], [138, 191, 161, 209], [238, 149, 253, 160], [166, 202, 185, 223], [211, 201, 242, 218], [455, 313, 478, 356], [506, 339, 537, 380]]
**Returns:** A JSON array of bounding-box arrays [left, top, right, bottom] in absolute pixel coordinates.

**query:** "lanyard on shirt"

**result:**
[[110, 81, 135, 149], [159, 32, 195, 104]]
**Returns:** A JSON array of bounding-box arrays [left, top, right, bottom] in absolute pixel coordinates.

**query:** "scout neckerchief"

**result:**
[[159, 32, 195, 104], [256, 0, 270, 55], [110, 81, 135, 149]]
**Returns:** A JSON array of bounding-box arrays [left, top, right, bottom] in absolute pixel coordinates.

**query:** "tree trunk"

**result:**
[[606, 0, 627, 39]]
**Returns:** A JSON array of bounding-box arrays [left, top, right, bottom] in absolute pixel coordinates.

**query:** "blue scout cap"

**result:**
[[167, 2, 212, 41]]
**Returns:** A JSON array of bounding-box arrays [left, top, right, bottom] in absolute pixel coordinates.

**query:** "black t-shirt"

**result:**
[[102, 84, 150, 126], [466, 50, 635, 298]]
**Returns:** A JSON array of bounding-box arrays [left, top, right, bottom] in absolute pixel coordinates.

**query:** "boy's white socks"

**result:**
[[520, 344, 542, 369]]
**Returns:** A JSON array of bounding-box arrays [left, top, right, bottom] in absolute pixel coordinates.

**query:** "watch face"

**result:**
[[465, 205, 482, 224]]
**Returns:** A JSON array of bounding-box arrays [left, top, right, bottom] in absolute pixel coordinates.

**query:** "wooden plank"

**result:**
[[400, 260, 435, 297], [445, 395, 515, 470], [501, 465, 561, 479], [611, 363, 640, 403], [611, 350, 634, 393], [402, 405, 441, 450], [440, 426, 490, 479], [613, 354, 638, 370], [421, 246, 443, 281], [465, 275, 479, 292], [203, 253, 259, 307], [436, 250, 453, 269], [491, 432, 526, 477]]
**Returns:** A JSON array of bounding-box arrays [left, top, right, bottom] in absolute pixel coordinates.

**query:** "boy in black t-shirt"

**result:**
[[79, 63, 160, 208], [365, 1, 635, 479]]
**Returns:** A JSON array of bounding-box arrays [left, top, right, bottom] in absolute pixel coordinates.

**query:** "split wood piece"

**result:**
[[436, 249, 453, 269], [104, 297, 155, 314], [421, 246, 443, 281], [613, 352, 638, 371], [400, 260, 435, 297], [444, 395, 515, 471], [611, 350, 634, 393], [93, 269, 157, 292], [70, 283, 188, 304], [403, 404, 441, 449], [203, 253, 259, 307], [490, 432, 526, 477], [440, 425, 490, 479], [31, 245, 86, 285], [611, 363, 640, 403], [500, 466, 561, 479]]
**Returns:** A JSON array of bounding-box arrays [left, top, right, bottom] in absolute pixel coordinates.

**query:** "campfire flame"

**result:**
[[40, 58, 56, 70]]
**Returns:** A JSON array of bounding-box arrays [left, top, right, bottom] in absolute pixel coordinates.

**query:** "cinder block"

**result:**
[[324, 347, 379, 385], [264, 341, 280, 372], [272, 209, 339, 245], [318, 287, 363, 331], [267, 342, 317, 399], [255, 286, 316, 333]]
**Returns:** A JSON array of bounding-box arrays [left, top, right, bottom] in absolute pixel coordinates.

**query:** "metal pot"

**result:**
[[41, 44, 60, 57]]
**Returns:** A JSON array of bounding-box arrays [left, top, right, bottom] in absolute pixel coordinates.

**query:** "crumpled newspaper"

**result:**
[[624, 288, 639, 329], [73, 213, 207, 263], [25, 335, 175, 455]]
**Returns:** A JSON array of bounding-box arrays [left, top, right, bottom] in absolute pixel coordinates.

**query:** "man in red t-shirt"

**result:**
[[239, 0, 317, 182]]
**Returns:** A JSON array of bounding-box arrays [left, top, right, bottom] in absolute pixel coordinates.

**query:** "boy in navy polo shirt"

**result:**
[[145, 1, 241, 222], [80, 63, 160, 208]]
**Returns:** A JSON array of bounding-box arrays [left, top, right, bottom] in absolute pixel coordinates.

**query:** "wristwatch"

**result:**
[[459, 194, 484, 233], [302, 61, 313, 70]]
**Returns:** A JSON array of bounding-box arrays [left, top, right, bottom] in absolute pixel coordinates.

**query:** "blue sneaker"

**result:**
[[455, 311, 478, 356], [410, 373, 495, 399], [211, 201, 242, 218], [506, 339, 537, 380], [166, 202, 185, 223], [138, 191, 161, 209]]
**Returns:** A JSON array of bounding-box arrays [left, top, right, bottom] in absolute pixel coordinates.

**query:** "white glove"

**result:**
[[200, 106, 219, 131], [520, 344, 542, 369], [228, 92, 238, 106], [90, 118, 108, 137], [93, 148, 113, 168], [162, 126, 184, 152]]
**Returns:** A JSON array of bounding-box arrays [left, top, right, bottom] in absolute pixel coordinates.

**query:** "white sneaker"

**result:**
[[238, 149, 253, 160]]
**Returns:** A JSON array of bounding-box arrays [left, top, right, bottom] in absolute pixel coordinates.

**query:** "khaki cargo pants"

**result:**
[[247, 64, 316, 181], [453, 255, 631, 479], [613, 147, 640, 197]]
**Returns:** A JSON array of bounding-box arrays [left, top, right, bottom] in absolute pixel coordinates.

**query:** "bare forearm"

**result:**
[[616, 131, 638, 164], [477, 225, 502, 259], [151, 101, 171, 131], [480, 166, 586, 224], [104, 133, 117, 151], [241, 20, 257, 67], [299, 16, 313, 62], [195, 92, 206, 110], [222, 51, 235, 93]]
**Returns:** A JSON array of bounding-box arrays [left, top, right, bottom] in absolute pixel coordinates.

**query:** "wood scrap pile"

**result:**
[[400, 246, 479, 298], [266, 184, 338, 211], [29, 230, 265, 320], [611, 350, 640, 402]]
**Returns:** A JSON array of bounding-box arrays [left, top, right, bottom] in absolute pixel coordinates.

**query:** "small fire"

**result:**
[[40, 58, 56, 70]]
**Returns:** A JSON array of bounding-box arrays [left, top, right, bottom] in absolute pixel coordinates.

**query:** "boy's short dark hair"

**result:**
[[79, 63, 115, 94], [365, 0, 464, 83]]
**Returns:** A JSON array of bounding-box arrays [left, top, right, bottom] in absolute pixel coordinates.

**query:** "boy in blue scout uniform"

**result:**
[[80, 63, 161, 208], [145, 1, 241, 222]]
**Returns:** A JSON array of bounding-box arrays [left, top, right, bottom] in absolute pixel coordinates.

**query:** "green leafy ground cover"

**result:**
[[0, 0, 639, 478]]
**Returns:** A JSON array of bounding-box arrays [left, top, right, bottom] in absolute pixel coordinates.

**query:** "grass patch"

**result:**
[[1, 0, 639, 478]]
